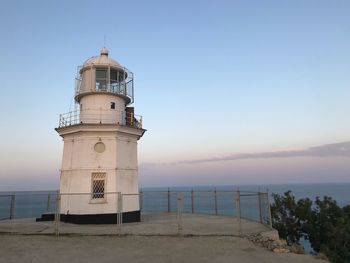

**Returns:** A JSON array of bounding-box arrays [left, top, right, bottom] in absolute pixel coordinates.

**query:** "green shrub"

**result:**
[[271, 192, 350, 263]]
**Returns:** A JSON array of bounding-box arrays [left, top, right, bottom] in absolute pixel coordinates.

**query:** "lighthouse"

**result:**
[[55, 48, 145, 224]]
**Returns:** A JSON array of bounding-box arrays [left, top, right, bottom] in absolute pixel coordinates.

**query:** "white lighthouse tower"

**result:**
[[55, 48, 145, 224]]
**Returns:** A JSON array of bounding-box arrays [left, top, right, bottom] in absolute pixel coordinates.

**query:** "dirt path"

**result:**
[[0, 235, 327, 263]]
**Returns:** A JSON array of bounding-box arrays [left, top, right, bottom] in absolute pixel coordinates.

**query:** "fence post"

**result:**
[[177, 193, 183, 235], [266, 189, 273, 229], [10, 194, 15, 220], [235, 189, 241, 236], [46, 193, 51, 212], [117, 192, 123, 235], [214, 187, 218, 216], [140, 191, 143, 211], [191, 188, 194, 213], [167, 187, 170, 213], [258, 191, 263, 223], [54, 191, 61, 236]]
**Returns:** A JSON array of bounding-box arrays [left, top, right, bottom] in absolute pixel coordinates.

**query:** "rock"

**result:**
[[246, 234, 296, 254], [260, 229, 280, 240], [289, 244, 305, 254], [315, 253, 329, 260], [279, 239, 287, 246], [273, 248, 290, 253]]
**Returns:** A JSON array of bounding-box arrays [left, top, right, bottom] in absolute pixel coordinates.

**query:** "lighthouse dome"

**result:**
[[81, 48, 123, 70]]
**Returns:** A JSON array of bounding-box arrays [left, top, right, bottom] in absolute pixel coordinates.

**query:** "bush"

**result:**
[[271, 192, 350, 263]]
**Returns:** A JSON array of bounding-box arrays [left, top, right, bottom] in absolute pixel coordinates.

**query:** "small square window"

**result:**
[[111, 102, 116, 109]]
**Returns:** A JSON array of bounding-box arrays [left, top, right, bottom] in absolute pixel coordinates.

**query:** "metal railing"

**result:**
[[58, 109, 142, 129], [139, 189, 272, 225], [0, 189, 272, 236], [0, 194, 15, 220], [0, 191, 57, 221]]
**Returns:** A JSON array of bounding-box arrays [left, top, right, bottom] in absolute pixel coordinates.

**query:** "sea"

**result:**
[[141, 182, 350, 207]]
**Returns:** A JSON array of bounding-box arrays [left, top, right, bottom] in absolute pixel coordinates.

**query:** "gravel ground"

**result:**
[[0, 235, 328, 263]]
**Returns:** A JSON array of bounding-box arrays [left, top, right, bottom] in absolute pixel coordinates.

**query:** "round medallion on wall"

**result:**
[[94, 142, 105, 153]]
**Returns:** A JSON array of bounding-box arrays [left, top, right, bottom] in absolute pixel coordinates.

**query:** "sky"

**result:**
[[0, 0, 349, 190]]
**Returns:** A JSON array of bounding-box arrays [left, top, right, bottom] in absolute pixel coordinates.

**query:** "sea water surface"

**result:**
[[142, 183, 350, 206]]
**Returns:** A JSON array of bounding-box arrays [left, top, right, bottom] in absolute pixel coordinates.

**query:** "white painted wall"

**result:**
[[80, 68, 93, 93], [79, 94, 125, 124], [59, 129, 141, 215]]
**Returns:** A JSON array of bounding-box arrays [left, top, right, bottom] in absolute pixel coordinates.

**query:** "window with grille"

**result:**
[[91, 173, 106, 199]]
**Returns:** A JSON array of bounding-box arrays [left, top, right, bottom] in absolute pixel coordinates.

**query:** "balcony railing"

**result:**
[[58, 109, 142, 129]]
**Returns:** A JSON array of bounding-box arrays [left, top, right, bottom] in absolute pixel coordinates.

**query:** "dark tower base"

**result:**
[[36, 210, 140, 224]]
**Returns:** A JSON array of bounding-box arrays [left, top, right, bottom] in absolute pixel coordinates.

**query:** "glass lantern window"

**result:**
[[96, 68, 108, 90], [110, 70, 118, 83], [110, 69, 123, 93]]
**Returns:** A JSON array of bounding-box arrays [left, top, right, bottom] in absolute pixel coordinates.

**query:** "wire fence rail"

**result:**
[[0, 189, 272, 236]]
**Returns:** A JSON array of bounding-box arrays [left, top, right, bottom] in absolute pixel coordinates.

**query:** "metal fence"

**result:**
[[0, 189, 272, 236], [0, 194, 15, 220], [0, 191, 57, 221]]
